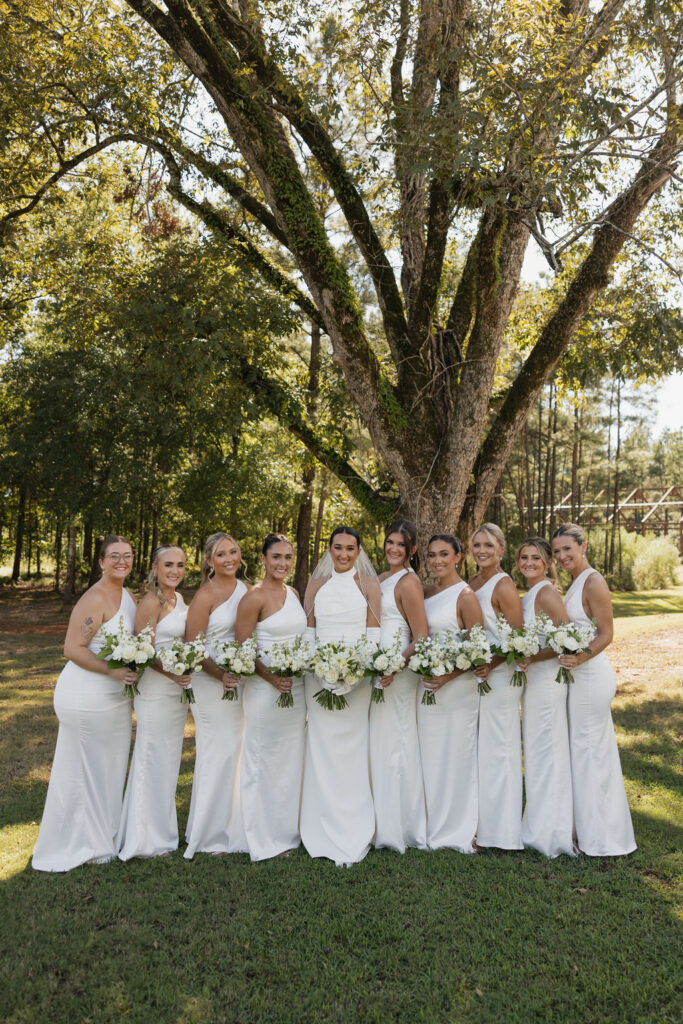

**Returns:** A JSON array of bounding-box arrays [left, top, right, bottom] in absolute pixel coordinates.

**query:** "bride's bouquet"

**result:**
[[158, 634, 207, 704], [543, 618, 596, 685], [212, 636, 258, 701], [409, 635, 457, 705], [490, 613, 543, 687], [367, 634, 406, 705], [267, 635, 314, 708], [312, 637, 375, 710], [96, 621, 156, 698]]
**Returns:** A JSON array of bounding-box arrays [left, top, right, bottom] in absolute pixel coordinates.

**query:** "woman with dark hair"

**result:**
[[369, 520, 428, 852], [418, 534, 484, 852], [300, 525, 381, 865], [235, 534, 307, 860], [552, 523, 636, 856], [118, 545, 192, 861], [184, 532, 249, 858], [516, 537, 574, 858], [33, 535, 137, 871]]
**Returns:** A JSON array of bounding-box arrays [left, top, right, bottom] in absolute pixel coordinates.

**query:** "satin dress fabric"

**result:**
[[564, 568, 636, 856], [300, 568, 375, 865], [118, 595, 189, 860], [185, 580, 248, 858], [476, 572, 524, 850], [369, 569, 427, 852], [240, 587, 307, 861], [32, 591, 136, 872], [417, 583, 479, 852], [520, 582, 575, 858]]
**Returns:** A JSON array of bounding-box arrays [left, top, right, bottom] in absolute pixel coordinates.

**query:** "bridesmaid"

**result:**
[[118, 544, 192, 861], [33, 535, 137, 872], [552, 523, 636, 856], [469, 522, 524, 851], [300, 526, 381, 866], [235, 534, 307, 861], [417, 534, 484, 852], [184, 532, 249, 858], [516, 537, 574, 858], [369, 520, 428, 852]]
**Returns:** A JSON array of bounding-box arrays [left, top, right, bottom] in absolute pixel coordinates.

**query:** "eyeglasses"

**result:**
[[106, 553, 134, 563]]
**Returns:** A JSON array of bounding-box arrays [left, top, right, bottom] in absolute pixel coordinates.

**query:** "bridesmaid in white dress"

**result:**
[[184, 532, 249, 858], [300, 526, 381, 866], [118, 545, 192, 860], [417, 534, 484, 852], [235, 533, 307, 861], [516, 537, 574, 858], [369, 520, 428, 852], [552, 523, 636, 856], [469, 522, 525, 851], [33, 535, 137, 872]]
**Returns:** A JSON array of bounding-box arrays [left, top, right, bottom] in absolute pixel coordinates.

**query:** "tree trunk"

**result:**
[[63, 520, 78, 600], [293, 324, 321, 596], [151, 507, 159, 557], [83, 519, 93, 565], [54, 520, 62, 593], [313, 475, 328, 568], [88, 537, 103, 587], [11, 481, 27, 582], [609, 381, 622, 577]]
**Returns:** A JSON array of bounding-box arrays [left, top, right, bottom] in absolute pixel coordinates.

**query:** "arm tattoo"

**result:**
[[80, 616, 96, 641]]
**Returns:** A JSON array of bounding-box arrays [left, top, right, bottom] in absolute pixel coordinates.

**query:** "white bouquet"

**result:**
[[311, 638, 374, 710], [267, 635, 314, 708], [158, 633, 207, 704], [408, 634, 457, 706], [96, 621, 156, 698], [543, 618, 596, 684], [447, 624, 494, 696], [368, 634, 406, 704], [212, 636, 258, 701], [490, 613, 543, 687]]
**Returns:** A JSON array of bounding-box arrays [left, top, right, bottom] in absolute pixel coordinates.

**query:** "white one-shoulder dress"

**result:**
[[300, 568, 374, 865], [564, 568, 636, 856], [185, 580, 248, 858], [240, 586, 307, 861], [520, 582, 574, 858], [118, 595, 189, 860], [369, 569, 427, 852], [476, 572, 523, 850], [32, 591, 136, 872], [418, 583, 479, 852]]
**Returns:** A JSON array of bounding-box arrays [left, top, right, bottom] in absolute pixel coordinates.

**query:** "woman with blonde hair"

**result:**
[[552, 523, 636, 856], [184, 532, 249, 858], [469, 522, 525, 851], [516, 537, 574, 858], [118, 544, 192, 860]]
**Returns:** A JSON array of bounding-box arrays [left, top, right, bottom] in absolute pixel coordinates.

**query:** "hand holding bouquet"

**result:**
[[158, 634, 207, 704], [449, 624, 494, 696], [212, 636, 258, 701], [543, 619, 596, 684], [96, 621, 156, 698], [408, 635, 456, 705], [491, 613, 543, 687], [368, 634, 406, 705], [267, 635, 314, 708], [312, 638, 373, 710]]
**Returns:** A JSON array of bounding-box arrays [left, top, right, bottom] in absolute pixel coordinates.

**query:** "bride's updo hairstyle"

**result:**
[[552, 522, 586, 547], [201, 531, 245, 582], [384, 520, 420, 572], [428, 533, 464, 565], [329, 525, 361, 548], [262, 533, 292, 555], [469, 521, 506, 554], [516, 536, 558, 586]]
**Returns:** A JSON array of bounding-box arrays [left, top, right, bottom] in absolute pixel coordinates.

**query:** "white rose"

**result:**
[[375, 654, 389, 671], [455, 654, 470, 671]]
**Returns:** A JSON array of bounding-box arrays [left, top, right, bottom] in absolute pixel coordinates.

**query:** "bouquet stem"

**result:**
[[180, 686, 195, 705], [370, 682, 385, 704], [510, 669, 527, 687], [421, 687, 436, 706], [277, 691, 294, 709], [222, 687, 239, 701], [122, 681, 140, 699], [555, 666, 575, 685], [314, 688, 348, 711], [477, 679, 491, 696]]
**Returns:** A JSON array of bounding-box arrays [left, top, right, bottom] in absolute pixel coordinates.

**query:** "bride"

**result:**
[[300, 526, 381, 866]]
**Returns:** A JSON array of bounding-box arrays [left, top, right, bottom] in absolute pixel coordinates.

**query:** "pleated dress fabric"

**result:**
[[417, 583, 479, 852], [520, 582, 574, 858], [32, 591, 136, 872], [564, 568, 636, 856], [476, 572, 523, 850], [240, 587, 307, 861], [118, 595, 189, 860], [300, 569, 374, 865], [369, 569, 427, 852], [184, 580, 248, 858]]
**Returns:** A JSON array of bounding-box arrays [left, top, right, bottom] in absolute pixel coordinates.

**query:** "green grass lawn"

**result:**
[[0, 594, 681, 1024]]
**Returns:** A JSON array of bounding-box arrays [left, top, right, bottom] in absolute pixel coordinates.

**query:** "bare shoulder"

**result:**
[[396, 572, 424, 597], [304, 576, 328, 602], [188, 582, 216, 612], [494, 575, 518, 598], [238, 586, 266, 611], [584, 571, 610, 598], [536, 584, 565, 617], [458, 586, 480, 610], [136, 591, 161, 618]]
